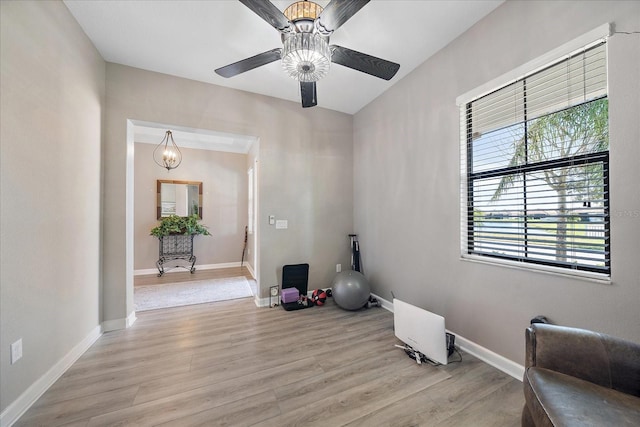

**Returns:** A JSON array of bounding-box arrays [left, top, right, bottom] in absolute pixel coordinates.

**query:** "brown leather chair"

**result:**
[[522, 323, 640, 426]]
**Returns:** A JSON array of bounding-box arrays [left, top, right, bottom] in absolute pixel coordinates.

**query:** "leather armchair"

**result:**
[[522, 323, 640, 426]]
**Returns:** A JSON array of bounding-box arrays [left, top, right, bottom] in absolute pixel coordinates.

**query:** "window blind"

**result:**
[[461, 41, 610, 275]]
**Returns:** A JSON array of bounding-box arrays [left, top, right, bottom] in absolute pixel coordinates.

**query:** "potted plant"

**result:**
[[150, 214, 211, 237]]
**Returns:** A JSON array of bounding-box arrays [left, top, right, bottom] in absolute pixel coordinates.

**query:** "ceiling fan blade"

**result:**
[[215, 48, 282, 78], [330, 45, 400, 81], [238, 0, 291, 32], [317, 0, 370, 33], [300, 81, 317, 108]]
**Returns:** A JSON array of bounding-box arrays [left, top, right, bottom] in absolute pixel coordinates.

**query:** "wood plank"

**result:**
[[16, 269, 524, 426], [433, 379, 524, 427], [254, 364, 451, 427], [274, 346, 448, 414], [14, 386, 138, 427], [86, 358, 322, 426], [155, 390, 280, 427]]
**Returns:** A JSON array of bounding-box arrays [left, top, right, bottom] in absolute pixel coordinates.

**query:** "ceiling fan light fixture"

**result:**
[[283, 1, 323, 22], [281, 33, 331, 82]]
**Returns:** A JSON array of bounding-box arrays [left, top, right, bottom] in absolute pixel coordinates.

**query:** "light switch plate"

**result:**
[[275, 220, 288, 229], [11, 339, 22, 364]]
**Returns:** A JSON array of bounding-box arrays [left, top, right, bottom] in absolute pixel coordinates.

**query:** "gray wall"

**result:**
[[5, 0, 636, 419], [353, 0, 640, 364], [134, 143, 249, 271], [0, 0, 105, 413], [103, 63, 354, 324]]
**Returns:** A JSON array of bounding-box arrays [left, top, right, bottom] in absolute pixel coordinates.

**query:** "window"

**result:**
[[461, 41, 609, 276]]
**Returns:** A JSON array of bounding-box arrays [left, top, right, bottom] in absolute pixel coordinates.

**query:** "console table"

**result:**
[[156, 234, 196, 277]]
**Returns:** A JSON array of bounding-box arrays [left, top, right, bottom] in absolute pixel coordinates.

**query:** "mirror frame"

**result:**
[[157, 179, 203, 219]]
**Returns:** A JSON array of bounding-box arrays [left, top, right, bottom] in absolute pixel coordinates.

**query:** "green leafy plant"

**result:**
[[150, 214, 211, 237]]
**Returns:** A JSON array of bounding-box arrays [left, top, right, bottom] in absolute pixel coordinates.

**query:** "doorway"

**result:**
[[129, 121, 259, 311]]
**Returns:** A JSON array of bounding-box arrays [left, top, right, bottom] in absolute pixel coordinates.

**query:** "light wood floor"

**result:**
[[17, 294, 525, 426], [134, 266, 256, 287]]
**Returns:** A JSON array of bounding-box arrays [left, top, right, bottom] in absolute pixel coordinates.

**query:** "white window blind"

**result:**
[[461, 41, 610, 276]]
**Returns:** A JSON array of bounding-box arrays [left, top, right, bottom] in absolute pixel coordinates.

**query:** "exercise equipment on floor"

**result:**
[[332, 234, 380, 311], [332, 270, 370, 310], [280, 263, 312, 311], [349, 234, 361, 272]]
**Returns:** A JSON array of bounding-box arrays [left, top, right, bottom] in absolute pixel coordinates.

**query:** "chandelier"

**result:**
[[280, 1, 331, 82], [282, 33, 331, 82], [153, 130, 182, 171]]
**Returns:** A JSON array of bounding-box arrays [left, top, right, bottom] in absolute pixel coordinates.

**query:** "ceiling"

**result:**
[[64, 0, 504, 115]]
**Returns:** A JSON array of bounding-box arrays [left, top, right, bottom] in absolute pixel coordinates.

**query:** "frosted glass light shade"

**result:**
[[283, 1, 323, 22], [281, 33, 331, 82]]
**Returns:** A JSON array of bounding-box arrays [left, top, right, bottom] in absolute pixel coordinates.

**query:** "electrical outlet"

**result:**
[[336, 263, 341, 273], [11, 339, 22, 364]]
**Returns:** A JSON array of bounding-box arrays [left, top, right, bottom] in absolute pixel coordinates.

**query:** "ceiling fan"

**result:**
[[215, 0, 400, 108]]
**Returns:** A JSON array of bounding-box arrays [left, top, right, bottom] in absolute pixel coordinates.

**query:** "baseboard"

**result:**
[[244, 263, 255, 278], [372, 293, 524, 381], [127, 311, 137, 328], [370, 292, 394, 311], [102, 317, 127, 332], [254, 296, 270, 307], [0, 325, 102, 427], [134, 262, 244, 276], [452, 333, 525, 380]]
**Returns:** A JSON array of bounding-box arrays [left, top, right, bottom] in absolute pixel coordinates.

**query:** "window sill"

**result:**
[[460, 254, 612, 285]]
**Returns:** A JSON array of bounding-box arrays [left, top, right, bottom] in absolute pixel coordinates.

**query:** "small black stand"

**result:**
[[156, 234, 196, 277]]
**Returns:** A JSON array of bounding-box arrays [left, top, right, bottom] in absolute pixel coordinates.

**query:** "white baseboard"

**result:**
[[370, 292, 394, 311], [244, 263, 255, 278], [102, 317, 126, 332], [0, 325, 102, 427], [371, 293, 524, 381], [127, 311, 137, 328], [254, 296, 270, 307], [134, 262, 244, 276], [452, 333, 525, 380], [102, 310, 137, 332]]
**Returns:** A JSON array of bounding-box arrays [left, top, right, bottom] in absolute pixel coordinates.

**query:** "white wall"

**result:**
[[353, 0, 640, 365], [0, 0, 105, 416], [246, 141, 260, 277], [134, 143, 249, 270], [103, 64, 354, 324]]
